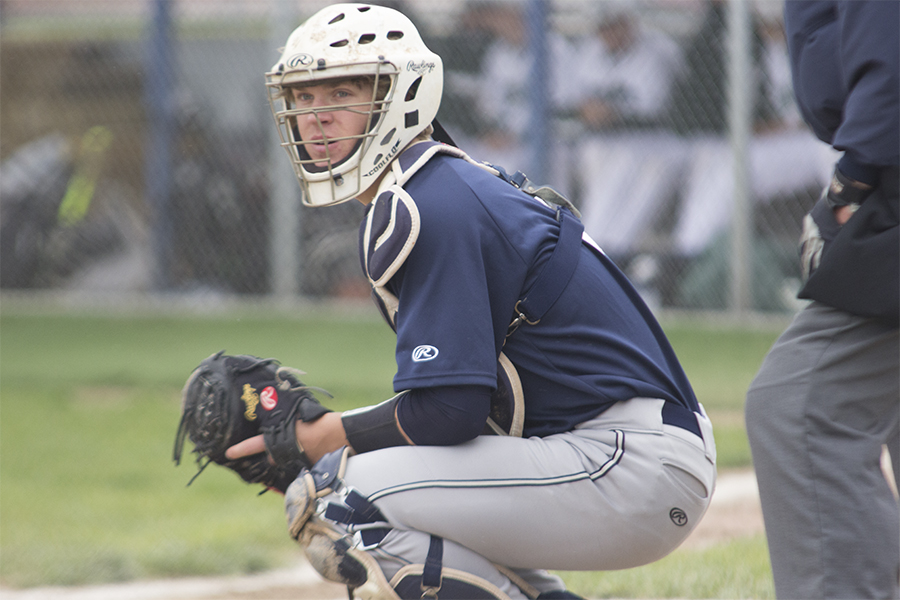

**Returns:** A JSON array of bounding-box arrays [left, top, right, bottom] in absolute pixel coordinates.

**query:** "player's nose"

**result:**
[[310, 107, 334, 125]]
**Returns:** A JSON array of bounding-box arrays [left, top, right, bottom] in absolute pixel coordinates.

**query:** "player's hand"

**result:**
[[823, 166, 871, 223], [833, 204, 857, 225], [579, 98, 617, 130], [226, 412, 349, 465], [292, 412, 350, 465]]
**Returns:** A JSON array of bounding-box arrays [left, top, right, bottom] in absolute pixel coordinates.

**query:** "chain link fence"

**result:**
[[0, 0, 838, 314]]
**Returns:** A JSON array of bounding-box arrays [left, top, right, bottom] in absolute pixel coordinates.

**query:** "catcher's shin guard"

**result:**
[[285, 448, 526, 600], [285, 447, 399, 599], [298, 517, 400, 599]]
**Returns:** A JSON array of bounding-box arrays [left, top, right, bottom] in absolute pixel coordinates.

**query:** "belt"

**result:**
[[661, 402, 703, 440]]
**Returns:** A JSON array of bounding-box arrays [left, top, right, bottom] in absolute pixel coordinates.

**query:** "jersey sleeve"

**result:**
[[785, 1, 899, 168]]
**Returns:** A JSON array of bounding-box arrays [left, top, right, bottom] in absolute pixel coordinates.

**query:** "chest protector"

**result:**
[[359, 141, 525, 437], [359, 141, 595, 437]]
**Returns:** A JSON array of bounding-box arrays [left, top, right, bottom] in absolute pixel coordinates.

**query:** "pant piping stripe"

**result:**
[[366, 430, 625, 503]]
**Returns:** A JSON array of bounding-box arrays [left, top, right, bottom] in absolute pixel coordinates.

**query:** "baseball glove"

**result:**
[[173, 351, 332, 493]]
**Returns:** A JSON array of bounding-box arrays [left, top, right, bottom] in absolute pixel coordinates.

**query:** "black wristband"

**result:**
[[825, 167, 873, 209], [341, 393, 411, 454]]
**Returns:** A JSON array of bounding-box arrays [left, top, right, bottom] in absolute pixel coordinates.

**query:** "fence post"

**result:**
[[527, 0, 549, 185], [727, 0, 752, 315], [268, 1, 301, 300], [145, 0, 175, 290]]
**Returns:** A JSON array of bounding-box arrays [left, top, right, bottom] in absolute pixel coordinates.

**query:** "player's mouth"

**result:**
[[307, 139, 341, 159], [308, 138, 336, 151], [306, 137, 355, 167]]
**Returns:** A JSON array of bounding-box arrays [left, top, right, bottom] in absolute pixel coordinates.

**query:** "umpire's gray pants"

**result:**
[[746, 302, 900, 599]]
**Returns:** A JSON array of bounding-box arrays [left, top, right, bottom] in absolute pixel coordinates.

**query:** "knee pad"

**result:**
[[284, 446, 350, 539], [389, 536, 517, 599], [391, 564, 515, 599]]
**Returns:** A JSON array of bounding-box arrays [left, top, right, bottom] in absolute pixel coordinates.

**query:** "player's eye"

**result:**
[[333, 89, 355, 101]]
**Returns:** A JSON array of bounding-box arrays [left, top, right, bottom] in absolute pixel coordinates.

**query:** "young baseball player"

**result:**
[[229, 4, 716, 598]]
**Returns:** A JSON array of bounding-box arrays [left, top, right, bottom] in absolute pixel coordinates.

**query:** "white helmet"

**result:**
[[266, 3, 443, 206]]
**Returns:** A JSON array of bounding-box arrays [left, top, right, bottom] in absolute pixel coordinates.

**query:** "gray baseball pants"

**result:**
[[746, 302, 900, 599], [327, 398, 716, 598]]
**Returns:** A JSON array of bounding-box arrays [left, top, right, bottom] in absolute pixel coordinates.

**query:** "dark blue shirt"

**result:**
[[784, 1, 899, 182], [384, 151, 698, 438]]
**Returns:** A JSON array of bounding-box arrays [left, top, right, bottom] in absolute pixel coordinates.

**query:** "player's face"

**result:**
[[291, 79, 375, 167]]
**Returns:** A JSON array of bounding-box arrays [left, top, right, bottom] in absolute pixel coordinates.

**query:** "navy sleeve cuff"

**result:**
[[837, 153, 880, 187], [397, 385, 492, 446]]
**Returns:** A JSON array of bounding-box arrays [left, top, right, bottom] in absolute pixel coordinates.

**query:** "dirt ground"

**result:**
[[0, 471, 763, 600]]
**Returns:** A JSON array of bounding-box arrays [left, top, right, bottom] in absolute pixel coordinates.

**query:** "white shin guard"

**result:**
[[284, 447, 521, 599], [299, 517, 400, 600]]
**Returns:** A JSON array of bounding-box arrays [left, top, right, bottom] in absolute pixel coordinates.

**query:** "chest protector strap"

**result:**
[[507, 207, 583, 337]]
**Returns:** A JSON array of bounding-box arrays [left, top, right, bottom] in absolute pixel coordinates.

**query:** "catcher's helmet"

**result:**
[[266, 3, 443, 207]]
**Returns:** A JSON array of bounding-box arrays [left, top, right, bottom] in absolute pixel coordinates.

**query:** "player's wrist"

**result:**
[[825, 166, 873, 211], [294, 412, 349, 465]]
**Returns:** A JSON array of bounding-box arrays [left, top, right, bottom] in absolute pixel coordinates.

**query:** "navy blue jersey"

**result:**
[[373, 150, 698, 438], [784, 1, 899, 175], [785, 1, 899, 322]]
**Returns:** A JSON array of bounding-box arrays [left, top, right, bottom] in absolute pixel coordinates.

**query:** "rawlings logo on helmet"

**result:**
[[287, 53, 314, 68], [407, 60, 436, 74]]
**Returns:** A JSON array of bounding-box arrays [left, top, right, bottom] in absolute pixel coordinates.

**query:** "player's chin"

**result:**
[[308, 143, 351, 167]]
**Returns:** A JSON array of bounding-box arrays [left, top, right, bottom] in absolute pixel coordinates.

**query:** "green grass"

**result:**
[[559, 535, 774, 599], [0, 307, 781, 593], [663, 319, 784, 469], [0, 308, 398, 587]]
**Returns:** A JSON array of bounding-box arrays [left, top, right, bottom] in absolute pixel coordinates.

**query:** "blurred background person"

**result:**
[[569, 1, 685, 306], [668, 0, 838, 311], [452, 0, 578, 194]]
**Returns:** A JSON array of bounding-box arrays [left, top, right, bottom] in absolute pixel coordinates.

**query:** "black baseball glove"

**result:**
[[173, 351, 332, 493]]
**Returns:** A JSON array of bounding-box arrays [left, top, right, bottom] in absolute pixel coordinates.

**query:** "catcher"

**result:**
[[176, 4, 716, 599]]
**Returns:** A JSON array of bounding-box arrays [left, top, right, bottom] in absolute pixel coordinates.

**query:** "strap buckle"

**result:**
[[506, 300, 540, 337]]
